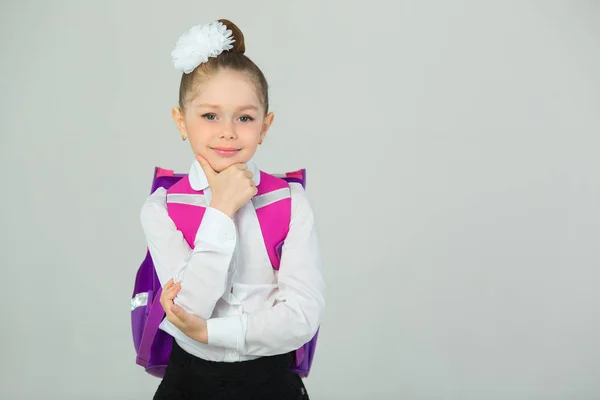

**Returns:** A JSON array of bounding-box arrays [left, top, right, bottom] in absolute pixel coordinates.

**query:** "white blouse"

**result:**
[[140, 159, 325, 362]]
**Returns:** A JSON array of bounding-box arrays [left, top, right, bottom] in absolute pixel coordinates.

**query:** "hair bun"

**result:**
[[218, 19, 245, 54]]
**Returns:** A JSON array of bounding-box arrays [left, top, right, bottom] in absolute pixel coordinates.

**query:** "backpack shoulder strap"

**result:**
[[165, 175, 207, 248], [254, 169, 306, 270], [253, 169, 316, 375]]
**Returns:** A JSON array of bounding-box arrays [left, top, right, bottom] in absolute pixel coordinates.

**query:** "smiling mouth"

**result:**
[[211, 147, 241, 157]]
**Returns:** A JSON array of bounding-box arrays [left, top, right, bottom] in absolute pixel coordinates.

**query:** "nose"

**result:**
[[220, 120, 238, 140]]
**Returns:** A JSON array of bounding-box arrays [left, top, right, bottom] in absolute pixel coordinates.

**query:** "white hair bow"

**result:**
[[171, 21, 235, 74]]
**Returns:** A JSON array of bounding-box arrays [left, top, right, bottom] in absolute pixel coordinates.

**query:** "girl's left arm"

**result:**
[[205, 182, 326, 356]]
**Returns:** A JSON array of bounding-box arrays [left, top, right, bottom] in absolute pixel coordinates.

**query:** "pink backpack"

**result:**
[[131, 166, 319, 378]]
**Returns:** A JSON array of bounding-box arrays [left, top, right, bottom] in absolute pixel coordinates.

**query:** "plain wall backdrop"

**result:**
[[1, 0, 599, 399]]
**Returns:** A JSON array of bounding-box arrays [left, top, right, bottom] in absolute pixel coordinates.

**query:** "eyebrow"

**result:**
[[196, 104, 259, 111]]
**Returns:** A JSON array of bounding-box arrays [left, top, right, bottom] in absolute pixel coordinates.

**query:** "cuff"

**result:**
[[193, 207, 237, 250], [206, 314, 247, 351]]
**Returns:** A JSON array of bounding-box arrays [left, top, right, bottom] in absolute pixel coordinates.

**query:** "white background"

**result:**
[[1, 1, 599, 399]]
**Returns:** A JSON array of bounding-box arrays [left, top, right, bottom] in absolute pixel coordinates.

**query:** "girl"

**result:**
[[140, 19, 325, 399]]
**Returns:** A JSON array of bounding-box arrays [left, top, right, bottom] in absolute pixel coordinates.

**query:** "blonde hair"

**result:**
[[177, 19, 269, 114]]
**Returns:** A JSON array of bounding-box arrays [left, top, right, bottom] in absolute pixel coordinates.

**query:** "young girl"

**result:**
[[140, 19, 325, 399]]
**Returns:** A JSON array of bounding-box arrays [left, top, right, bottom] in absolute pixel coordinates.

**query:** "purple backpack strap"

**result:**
[[135, 284, 164, 366], [131, 167, 184, 377]]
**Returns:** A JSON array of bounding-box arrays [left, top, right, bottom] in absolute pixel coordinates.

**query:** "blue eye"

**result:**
[[202, 113, 217, 121], [239, 116, 254, 122]]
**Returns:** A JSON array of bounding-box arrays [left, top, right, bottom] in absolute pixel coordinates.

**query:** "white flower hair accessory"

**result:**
[[171, 21, 235, 74]]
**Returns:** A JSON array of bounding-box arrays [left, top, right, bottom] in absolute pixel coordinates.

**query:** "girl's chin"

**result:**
[[208, 158, 248, 172]]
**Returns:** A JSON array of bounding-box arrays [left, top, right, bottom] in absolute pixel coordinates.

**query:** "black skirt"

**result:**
[[153, 340, 310, 400]]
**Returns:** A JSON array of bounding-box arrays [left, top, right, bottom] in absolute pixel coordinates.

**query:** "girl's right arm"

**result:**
[[140, 187, 236, 320]]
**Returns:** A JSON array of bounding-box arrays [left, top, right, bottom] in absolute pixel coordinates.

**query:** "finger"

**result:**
[[160, 281, 179, 309], [160, 290, 172, 305], [165, 281, 181, 301], [167, 305, 188, 331], [162, 282, 175, 298], [160, 293, 170, 312], [160, 281, 172, 305], [161, 292, 184, 326], [171, 282, 182, 298], [196, 154, 218, 179], [244, 170, 253, 179], [165, 306, 185, 328], [234, 163, 248, 170], [171, 304, 185, 321]]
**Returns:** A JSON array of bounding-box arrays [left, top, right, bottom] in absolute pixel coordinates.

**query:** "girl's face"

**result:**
[[173, 69, 273, 172]]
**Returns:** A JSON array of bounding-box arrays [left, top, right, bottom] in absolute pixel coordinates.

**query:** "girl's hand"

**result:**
[[196, 155, 257, 218], [160, 279, 209, 344]]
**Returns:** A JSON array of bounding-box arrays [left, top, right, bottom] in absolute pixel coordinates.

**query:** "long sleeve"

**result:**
[[206, 183, 325, 356], [140, 187, 236, 320]]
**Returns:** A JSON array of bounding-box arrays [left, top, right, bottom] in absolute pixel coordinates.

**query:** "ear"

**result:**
[[259, 112, 274, 144], [172, 106, 188, 141]]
